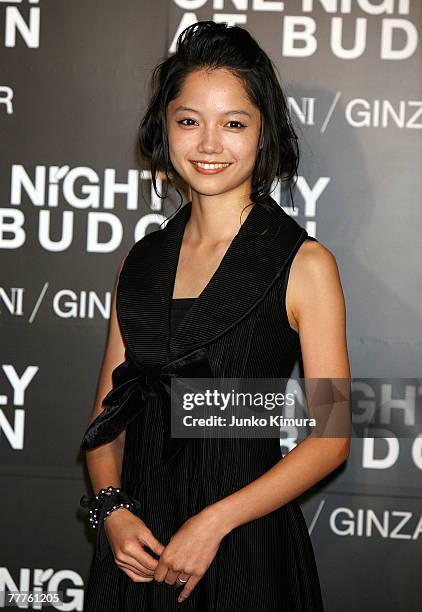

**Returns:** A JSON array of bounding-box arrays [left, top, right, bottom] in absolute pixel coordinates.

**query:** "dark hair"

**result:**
[[139, 20, 300, 219]]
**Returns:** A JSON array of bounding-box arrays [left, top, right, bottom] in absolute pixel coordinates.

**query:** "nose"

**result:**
[[197, 125, 223, 154]]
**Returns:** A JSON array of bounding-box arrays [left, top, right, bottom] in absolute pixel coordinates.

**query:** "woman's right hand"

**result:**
[[104, 508, 165, 582]]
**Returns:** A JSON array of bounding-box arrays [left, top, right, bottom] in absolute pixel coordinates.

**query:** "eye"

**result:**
[[226, 121, 246, 129], [177, 118, 197, 126]]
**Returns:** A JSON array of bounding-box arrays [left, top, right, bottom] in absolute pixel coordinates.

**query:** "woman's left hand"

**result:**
[[153, 506, 229, 603]]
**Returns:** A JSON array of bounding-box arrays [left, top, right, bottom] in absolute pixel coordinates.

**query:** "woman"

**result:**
[[80, 21, 351, 611]]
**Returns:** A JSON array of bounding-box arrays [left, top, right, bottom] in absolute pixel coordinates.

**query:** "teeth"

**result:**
[[192, 161, 230, 170]]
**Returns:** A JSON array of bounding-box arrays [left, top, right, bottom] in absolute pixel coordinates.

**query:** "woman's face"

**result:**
[[166, 68, 262, 199]]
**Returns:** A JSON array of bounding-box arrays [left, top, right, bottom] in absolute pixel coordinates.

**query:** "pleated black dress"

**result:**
[[81, 196, 324, 611]]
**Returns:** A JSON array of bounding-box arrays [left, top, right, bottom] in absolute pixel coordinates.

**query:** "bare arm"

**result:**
[[203, 240, 352, 534], [84, 256, 127, 495]]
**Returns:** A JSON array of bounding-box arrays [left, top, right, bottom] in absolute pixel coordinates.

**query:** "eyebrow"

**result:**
[[173, 105, 252, 119]]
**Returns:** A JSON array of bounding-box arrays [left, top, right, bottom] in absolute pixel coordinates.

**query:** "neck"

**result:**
[[187, 190, 255, 244]]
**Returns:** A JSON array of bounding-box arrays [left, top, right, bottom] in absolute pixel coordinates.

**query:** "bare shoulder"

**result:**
[[292, 238, 339, 283], [286, 238, 344, 330]]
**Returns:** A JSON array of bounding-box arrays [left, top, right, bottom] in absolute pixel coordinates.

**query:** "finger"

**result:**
[[115, 547, 158, 575], [178, 575, 201, 603], [129, 547, 160, 572], [175, 573, 191, 589], [141, 530, 165, 557], [130, 535, 163, 571], [163, 568, 180, 586], [120, 564, 154, 583], [153, 561, 169, 583], [116, 559, 153, 578], [115, 553, 155, 576]]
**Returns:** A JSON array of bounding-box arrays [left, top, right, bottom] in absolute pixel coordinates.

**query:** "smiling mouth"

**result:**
[[190, 160, 233, 174]]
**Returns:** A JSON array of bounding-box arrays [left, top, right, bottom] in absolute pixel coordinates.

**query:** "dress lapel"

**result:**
[[117, 197, 308, 366]]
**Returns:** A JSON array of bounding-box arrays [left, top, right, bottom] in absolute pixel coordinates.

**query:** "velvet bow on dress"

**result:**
[[80, 346, 214, 465]]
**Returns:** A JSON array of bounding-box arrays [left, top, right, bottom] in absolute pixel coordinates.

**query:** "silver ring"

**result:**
[[177, 577, 189, 584]]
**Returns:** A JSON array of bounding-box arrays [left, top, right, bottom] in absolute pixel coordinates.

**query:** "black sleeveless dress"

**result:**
[[81, 198, 324, 611], [171, 298, 196, 335]]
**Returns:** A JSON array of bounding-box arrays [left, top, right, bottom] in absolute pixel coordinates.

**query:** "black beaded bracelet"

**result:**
[[80, 485, 142, 560], [81, 486, 132, 528]]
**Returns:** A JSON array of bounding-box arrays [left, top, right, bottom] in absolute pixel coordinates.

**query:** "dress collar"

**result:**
[[117, 196, 308, 364]]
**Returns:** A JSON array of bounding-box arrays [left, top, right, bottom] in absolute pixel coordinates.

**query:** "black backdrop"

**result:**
[[1, 2, 421, 610]]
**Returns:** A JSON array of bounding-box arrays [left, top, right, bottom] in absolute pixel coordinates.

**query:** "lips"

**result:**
[[189, 160, 232, 175]]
